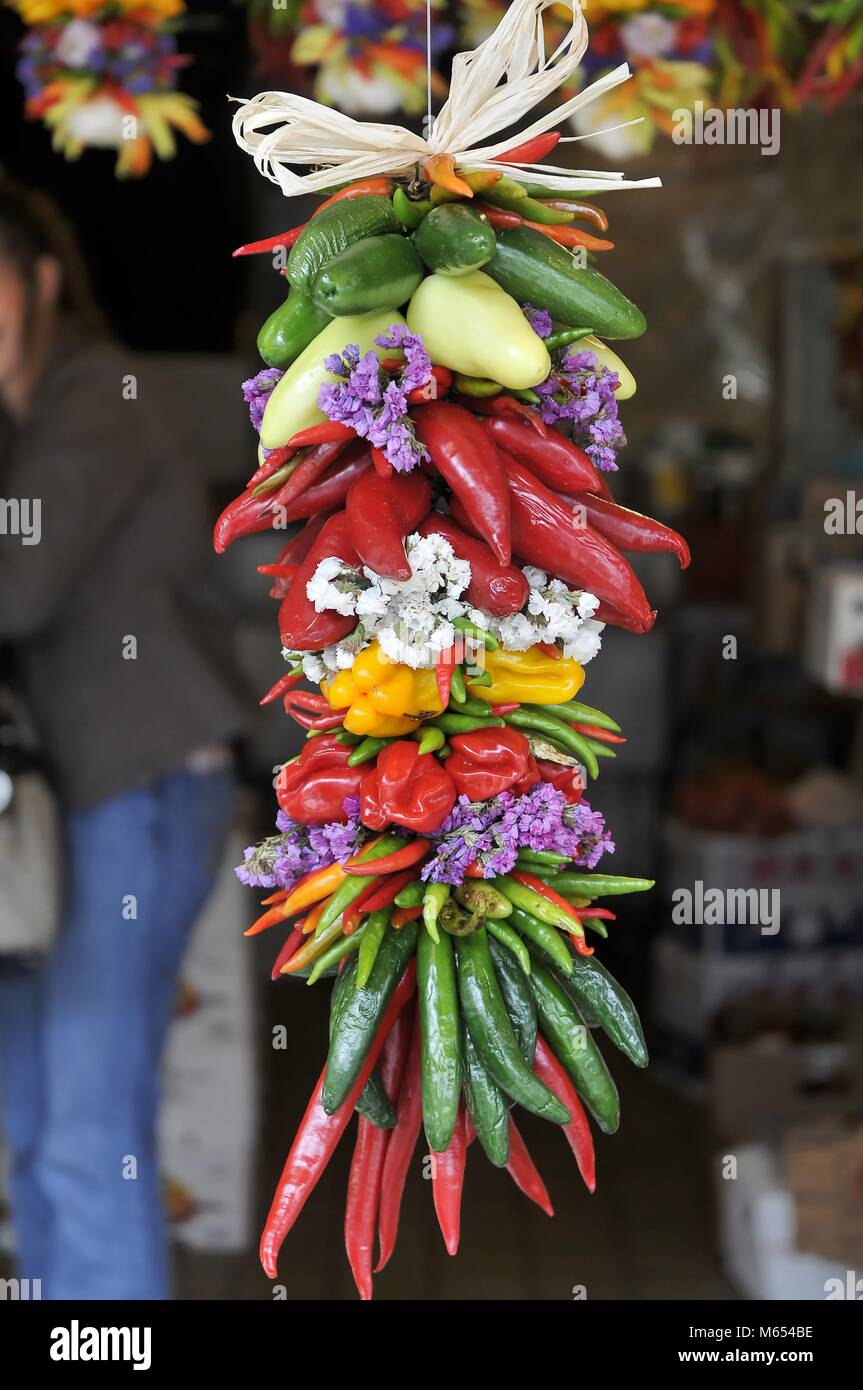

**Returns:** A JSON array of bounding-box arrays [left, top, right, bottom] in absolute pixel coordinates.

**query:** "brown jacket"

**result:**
[[0, 330, 248, 807]]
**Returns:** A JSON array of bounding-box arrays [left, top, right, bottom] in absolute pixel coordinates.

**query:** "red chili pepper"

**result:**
[[287, 421, 356, 449], [482, 415, 601, 494], [278, 512, 361, 651], [264, 511, 335, 599], [358, 868, 421, 915], [283, 690, 346, 731], [489, 702, 520, 716], [360, 741, 456, 836], [344, 1007, 411, 1300], [568, 492, 691, 569], [272, 438, 355, 514], [258, 562, 296, 582], [436, 646, 456, 710], [213, 439, 352, 553], [418, 516, 529, 617], [276, 733, 367, 825], [505, 1117, 554, 1216], [406, 365, 453, 404], [260, 961, 416, 1279], [270, 926, 305, 981], [375, 1004, 422, 1272], [232, 223, 305, 257], [391, 905, 422, 927], [344, 838, 430, 877], [458, 393, 547, 434], [464, 861, 486, 879], [571, 722, 627, 744], [412, 402, 512, 564], [314, 177, 394, 215], [579, 907, 616, 920], [511, 869, 580, 922], [532, 1036, 595, 1193], [536, 642, 560, 661], [492, 130, 560, 164], [472, 201, 525, 230], [280, 444, 373, 524], [342, 878, 385, 935], [346, 469, 431, 581], [491, 454, 655, 630], [246, 444, 296, 489], [540, 198, 609, 232], [536, 759, 584, 804], [592, 599, 656, 635], [526, 221, 614, 251], [259, 671, 303, 707], [446, 727, 539, 800], [430, 1106, 466, 1256], [371, 446, 393, 478]]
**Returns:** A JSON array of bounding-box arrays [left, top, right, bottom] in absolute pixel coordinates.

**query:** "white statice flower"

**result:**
[[564, 620, 605, 665], [301, 652, 327, 683], [306, 556, 358, 617]]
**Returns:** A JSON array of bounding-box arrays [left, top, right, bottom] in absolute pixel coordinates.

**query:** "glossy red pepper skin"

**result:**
[[492, 454, 655, 630], [232, 223, 305, 257], [532, 1036, 595, 1193], [482, 415, 601, 494], [276, 734, 366, 824], [536, 758, 584, 804], [344, 1009, 412, 1300], [592, 598, 656, 635], [455, 394, 547, 435], [247, 444, 295, 489], [270, 925, 305, 981], [431, 1106, 467, 1256], [492, 130, 560, 164], [259, 961, 416, 1279], [446, 727, 539, 800], [266, 511, 335, 598], [418, 515, 530, 617], [278, 512, 360, 651], [346, 469, 432, 581], [214, 439, 352, 553], [279, 442, 373, 524], [569, 493, 691, 569], [358, 867, 420, 914], [360, 741, 456, 836], [506, 1117, 554, 1216], [406, 365, 452, 404], [376, 1005, 423, 1272], [412, 402, 512, 564]]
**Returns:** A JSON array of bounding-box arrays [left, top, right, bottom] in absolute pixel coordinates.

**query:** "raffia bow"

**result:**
[[231, 0, 660, 197]]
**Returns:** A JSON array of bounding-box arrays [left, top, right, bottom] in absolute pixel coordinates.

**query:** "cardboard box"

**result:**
[[785, 1122, 863, 1267], [806, 563, 863, 695]]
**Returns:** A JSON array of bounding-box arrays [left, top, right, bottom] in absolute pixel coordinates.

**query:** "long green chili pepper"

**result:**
[[347, 736, 391, 766], [510, 388, 542, 404], [486, 919, 531, 975], [449, 665, 467, 704], [414, 726, 445, 755], [527, 956, 620, 1134], [417, 928, 462, 1152], [502, 709, 599, 779], [449, 695, 496, 718], [451, 616, 498, 651], [335, 729, 363, 745], [428, 713, 504, 735], [315, 834, 406, 935], [584, 739, 616, 760], [306, 919, 367, 985], [355, 908, 389, 988], [393, 879, 425, 909], [544, 328, 594, 352], [583, 916, 608, 939], [487, 933, 537, 1064], [507, 904, 574, 976], [251, 457, 302, 498], [461, 1024, 509, 1168], [549, 873, 655, 898], [422, 882, 450, 944], [469, 670, 493, 687], [538, 701, 621, 734], [354, 1068, 396, 1129], [516, 849, 569, 868], [497, 875, 586, 939]]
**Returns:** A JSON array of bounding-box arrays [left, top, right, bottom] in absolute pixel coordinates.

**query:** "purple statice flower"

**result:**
[[235, 803, 367, 893], [565, 800, 615, 869], [317, 327, 430, 473], [525, 305, 553, 340], [535, 349, 626, 471], [242, 367, 283, 433]]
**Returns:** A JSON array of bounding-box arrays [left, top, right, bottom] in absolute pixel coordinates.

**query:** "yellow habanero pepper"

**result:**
[[323, 641, 443, 737], [467, 646, 585, 706]]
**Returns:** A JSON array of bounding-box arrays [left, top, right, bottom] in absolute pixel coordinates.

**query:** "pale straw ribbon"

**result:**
[[231, 0, 660, 197]]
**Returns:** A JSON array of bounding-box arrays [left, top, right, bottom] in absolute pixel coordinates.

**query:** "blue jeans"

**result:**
[[0, 766, 235, 1300]]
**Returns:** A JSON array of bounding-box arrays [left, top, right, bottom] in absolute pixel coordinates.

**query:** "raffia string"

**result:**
[[231, 0, 660, 198]]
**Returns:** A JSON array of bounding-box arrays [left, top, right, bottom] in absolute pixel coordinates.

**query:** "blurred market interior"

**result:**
[[0, 0, 862, 1301]]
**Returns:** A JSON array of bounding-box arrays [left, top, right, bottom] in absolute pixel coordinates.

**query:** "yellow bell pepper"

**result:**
[[467, 646, 584, 706], [323, 642, 443, 737]]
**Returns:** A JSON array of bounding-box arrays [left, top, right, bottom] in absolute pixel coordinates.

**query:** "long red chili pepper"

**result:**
[[592, 599, 656, 635], [214, 439, 352, 553], [492, 130, 560, 164], [344, 838, 429, 877], [247, 444, 296, 489], [506, 1118, 554, 1216], [375, 1004, 423, 1272], [284, 691, 345, 732], [482, 415, 601, 494], [435, 647, 456, 710], [571, 722, 626, 744], [511, 870, 582, 924], [259, 960, 416, 1279], [344, 1008, 411, 1300], [391, 905, 422, 927], [471, 201, 524, 231], [259, 671, 303, 706], [576, 906, 616, 920], [457, 393, 547, 434], [532, 1036, 596, 1193], [358, 868, 420, 916], [287, 421, 356, 449], [412, 401, 512, 564], [570, 493, 690, 569], [346, 469, 431, 581], [278, 512, 361, 651], [232, 223, 305, 257], [430, 1106, 467, 1256], [272, 438, 354, 515], [270, 926, 305, 981], [342, 878, 388, 935], [418, 516, 529, 618], [526, 221, 614, 251], [279, 444, 373, 524], [489, 702, 520, 715]]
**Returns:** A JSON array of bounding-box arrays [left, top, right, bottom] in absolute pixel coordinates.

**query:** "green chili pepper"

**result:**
[[482, 176, 574, 226], [584, 738, 616, 760], [347, 735, 391, 766], [549, 873, 655, 898], [555, 938, 648, 1068], [461, 1024, 509, 1167], [514, 859, 559, 879], [455, 926, 568, 1123], [315, 834, 406, 935], [527, 955, 620, 1133], [393, 879, 425, 909], [544, 328, 594, 352], [538, 701, 621, 734], [355, 908, 390, 989], [449, 665, 467, 704], [488, 933, 537, 1063], [414, 726, 445, 755], [452, 373, 502, 398], [439, 897, 480, 937], [448, 695, 495, 718], [304, 727, 328, 739], [455, 881, 512, 920], [392, 185, 432, 229], [422, 881, 450, 944], [515, 849, 569, 868], [583, 916, 608, 938], [306, 919, 367, 985], [452, 616, 499, 651], [503, 709, 599, 779], [496, 875, 584, 938], [486, 918, 531, 975], [417, 928, 462, 1152], [335, 729, 363, 745], [469, 670, 493, 688], [354, 1067, 396, 1129], [507, 904, 573, 977], [251, 456, 302, 498], [428, 713, 505, 735], [509, 388, 542, 404]]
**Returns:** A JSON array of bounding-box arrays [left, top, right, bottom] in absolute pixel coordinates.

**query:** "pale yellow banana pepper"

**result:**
[[323, 641, 443, 737], [468, 646, 584, 705]]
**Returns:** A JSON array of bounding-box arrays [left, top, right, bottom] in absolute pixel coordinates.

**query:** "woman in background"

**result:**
[[0, 181, 247, 1300]]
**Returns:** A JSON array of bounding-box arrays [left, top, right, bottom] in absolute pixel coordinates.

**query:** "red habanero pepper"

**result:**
[[279, 443, 373, 524], [431, 1106, 467, 1256], [260, 961, 417, 1279], [456, 393, 547, 434], [270, 926, 305, 981], [259, 671, 303, 706], [532, 1036, 596, 1193], [446, 728, 539, 800], [569, 493, 691, 569], [492, 130, 560, 164], [344, 838, 430, 877], [391, 905, 422, 927], [495, 455, 655, 630], [346, 469, 432, 581], [418, 515, 529, 618], [376, 1004, 422, 1272], [286, 421, 356, 449], [436, 646, 456, 710], [278, 512, 360, 651], [232, 223, 305, 257], [592, 599, 656, 635], [536, 759, 584, 804], [344, 1007, 412, 1300], [276, 734, 367, 825], [360, 742, 456, 836], [482, 415, 601, 494], [412, 402, 512, 565], [505, 1117, 554, 1216], [406, 365, 452, 404]]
